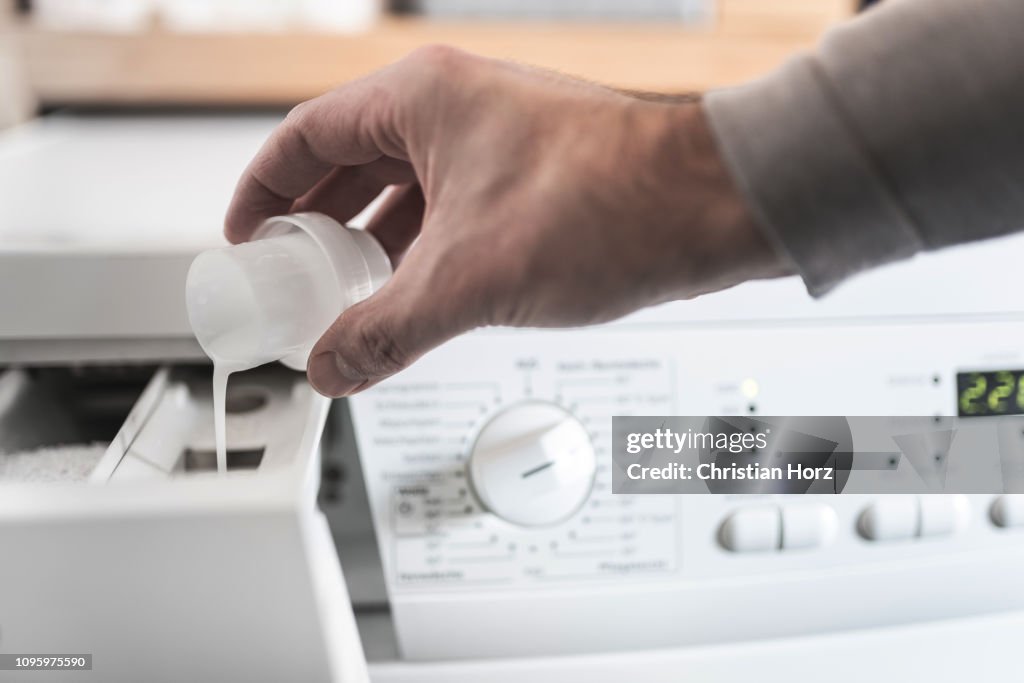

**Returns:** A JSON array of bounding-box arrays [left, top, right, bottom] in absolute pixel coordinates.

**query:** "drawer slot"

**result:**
[[0, 365, 156, 483], [93, 363, 322, 482]]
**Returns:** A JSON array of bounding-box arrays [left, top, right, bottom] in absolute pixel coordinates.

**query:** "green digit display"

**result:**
[[988, 371, 1015, 413], [959, 373, 987, 415], [957, 369, 1024, 418]]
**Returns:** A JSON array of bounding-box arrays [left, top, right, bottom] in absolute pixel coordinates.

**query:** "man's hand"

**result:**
[[224, 46, 789, 398]]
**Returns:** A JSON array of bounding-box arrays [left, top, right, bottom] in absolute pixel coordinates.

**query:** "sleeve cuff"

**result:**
[[703, 56, 924, 297]]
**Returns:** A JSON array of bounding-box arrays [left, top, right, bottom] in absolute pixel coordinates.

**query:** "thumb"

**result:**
[[305, 264, 471, 398]]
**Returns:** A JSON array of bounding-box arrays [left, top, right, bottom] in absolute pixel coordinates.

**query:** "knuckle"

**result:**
[[407, 43, 465, 70], [393, 45, 481, 127], [402, 44, 475, 92], [279, 100, 323, 159], [284, 99, 315, 127]]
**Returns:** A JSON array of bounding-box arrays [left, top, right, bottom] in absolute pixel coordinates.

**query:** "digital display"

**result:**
[[957, 370, 1024, 417]]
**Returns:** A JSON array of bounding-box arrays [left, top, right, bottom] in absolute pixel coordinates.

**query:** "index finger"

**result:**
[[224, 72, 410, 244]]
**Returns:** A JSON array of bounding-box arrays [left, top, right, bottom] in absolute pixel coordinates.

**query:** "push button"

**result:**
[[781, 503, 838, 550], [919, 495, 969, 537], [858, 496, 918, 542], [718, 506, 781, 553], [991, 495, 1024, 528], [858, 495, 969, 542]]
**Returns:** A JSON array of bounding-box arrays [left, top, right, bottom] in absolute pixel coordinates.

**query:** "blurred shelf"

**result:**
[[15, 1, 855, 106]]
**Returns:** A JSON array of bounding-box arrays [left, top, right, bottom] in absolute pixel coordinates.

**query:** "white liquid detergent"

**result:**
[[185, 213, 392, 473], [211, 364, 233, 473]]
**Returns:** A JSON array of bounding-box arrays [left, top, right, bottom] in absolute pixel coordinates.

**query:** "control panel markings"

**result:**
[[448, 554, 515, 564]]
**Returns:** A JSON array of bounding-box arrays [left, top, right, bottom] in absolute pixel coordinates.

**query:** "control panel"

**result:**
[[355, 352, 679, 588], [349, 311, 1024, 659]]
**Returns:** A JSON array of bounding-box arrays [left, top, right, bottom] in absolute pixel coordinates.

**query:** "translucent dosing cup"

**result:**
[[186, 212, 392, 371]]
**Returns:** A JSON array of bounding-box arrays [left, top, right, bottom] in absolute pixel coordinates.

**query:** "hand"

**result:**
[[224, 46, 790, 398]]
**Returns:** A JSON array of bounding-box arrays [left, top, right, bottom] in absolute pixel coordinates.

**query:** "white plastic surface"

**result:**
[[186, 212, 391, 372], [362, 609, 1024, 683], [0, 366, 369, 683], [349, 320, 1024, 660], [468, 402, 596, 527]]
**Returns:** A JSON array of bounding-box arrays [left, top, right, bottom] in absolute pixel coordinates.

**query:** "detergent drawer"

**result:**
[[90, 364, 326, 483], [0, 364, 368, 683], [0, 364, 324, 484]]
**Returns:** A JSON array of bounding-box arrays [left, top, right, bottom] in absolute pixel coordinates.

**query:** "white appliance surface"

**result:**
[[0, 365, 370, 683], [3, 114, 1024, 680], [349, 320, 1024, 661], [360, 609, 1024, 682], [0, 114, 277, 252]]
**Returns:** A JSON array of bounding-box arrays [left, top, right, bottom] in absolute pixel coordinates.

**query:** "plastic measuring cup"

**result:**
[[186, 212, 391, 371]]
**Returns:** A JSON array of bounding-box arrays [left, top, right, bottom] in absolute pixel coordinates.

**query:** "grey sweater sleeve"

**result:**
[[704, 0, 1024, 296]]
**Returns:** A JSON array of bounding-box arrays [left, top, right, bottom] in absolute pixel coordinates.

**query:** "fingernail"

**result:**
[[308, 351, 367, 397]]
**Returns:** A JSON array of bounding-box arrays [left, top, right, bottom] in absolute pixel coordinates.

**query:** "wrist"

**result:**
[[657, 101, 794, 296]]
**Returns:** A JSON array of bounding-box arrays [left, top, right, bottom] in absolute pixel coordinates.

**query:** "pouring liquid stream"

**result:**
[[210, 351, 259, 474], [212, 364, 230, 474]]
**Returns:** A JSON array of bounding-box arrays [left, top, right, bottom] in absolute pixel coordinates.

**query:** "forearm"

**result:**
[[704, 0, 1024, 296]]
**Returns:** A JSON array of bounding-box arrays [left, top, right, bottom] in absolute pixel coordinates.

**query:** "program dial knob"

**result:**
[[468, 401, 596, 527]]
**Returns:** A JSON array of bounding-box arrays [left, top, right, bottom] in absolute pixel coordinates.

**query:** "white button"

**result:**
[[919, 495, 969, 537], [991, 495, 1024, 528], [858, 496, 919, 542], [719, 506, 781, 552], [781, 503, 838, 550]]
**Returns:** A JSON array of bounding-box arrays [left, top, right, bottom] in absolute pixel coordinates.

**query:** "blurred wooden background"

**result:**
[[3, 0, 855, 112]]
